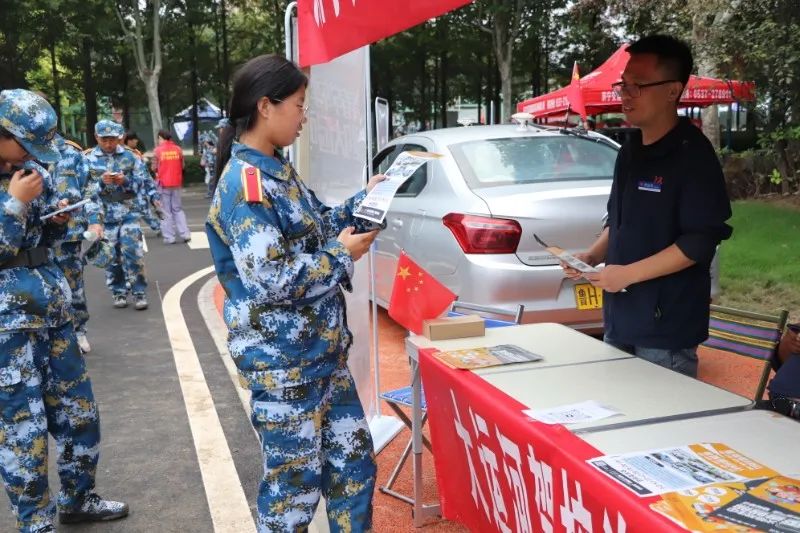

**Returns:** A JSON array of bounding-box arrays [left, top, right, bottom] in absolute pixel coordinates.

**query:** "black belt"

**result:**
[[101, 191, 135, 202], [771, 396, 800, 420], [1, 247, 49, 269]]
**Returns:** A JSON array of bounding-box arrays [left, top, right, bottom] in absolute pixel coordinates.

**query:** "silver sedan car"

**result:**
[[372, 124, 620, 331]]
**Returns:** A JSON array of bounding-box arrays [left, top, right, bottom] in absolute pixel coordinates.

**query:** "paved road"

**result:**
[[0, 186, 266, 533]]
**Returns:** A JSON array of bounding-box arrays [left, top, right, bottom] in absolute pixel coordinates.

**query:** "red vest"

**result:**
[[154, 141, 184, 187]]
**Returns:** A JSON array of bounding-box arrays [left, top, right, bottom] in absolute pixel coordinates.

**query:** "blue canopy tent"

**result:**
[[172, 98, 223, 143]]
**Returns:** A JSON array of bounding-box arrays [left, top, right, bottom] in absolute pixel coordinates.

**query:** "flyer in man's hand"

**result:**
[[354, 151, 442, 224], [533, 234, 599, 273]]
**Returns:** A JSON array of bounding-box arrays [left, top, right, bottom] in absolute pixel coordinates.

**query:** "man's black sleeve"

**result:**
[[675, 142, 733, 265]]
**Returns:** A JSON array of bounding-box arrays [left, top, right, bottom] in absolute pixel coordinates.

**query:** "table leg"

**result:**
[[410, 356, 441, 527]]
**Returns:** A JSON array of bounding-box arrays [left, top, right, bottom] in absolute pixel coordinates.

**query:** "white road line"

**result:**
[[163, 267, 256, 533], [187, 231, 210, 250], [197, 277, 330, 533], [198, 277, 254, 423]]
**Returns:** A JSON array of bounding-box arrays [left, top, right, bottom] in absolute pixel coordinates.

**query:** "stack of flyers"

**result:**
[[589, 442, 777, 498], [643, 444, 800, 532]]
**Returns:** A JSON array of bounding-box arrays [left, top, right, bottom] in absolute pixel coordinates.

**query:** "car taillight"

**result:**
[[442, 213, 521, 254]]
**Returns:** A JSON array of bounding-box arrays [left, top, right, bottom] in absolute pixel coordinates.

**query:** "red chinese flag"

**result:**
[[297, 0, 472, 67], [566, 61, 587, 121], [388, 251, 456, 335]]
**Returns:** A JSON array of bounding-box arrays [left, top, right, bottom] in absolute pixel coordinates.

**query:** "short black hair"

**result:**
[[627, 35, 693, 87], [124, 130, 139, 142], [0, 126, 13, 139], [157, 129, 172, 141]]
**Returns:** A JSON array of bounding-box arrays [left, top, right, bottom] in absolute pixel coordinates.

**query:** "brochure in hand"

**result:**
[[434, 344, 543, 370], [354, 151, 442, 224]]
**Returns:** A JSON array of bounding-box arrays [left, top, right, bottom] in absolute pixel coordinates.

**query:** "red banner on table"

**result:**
[[418, 348, 685, 533], [297, 0, 472, 67]]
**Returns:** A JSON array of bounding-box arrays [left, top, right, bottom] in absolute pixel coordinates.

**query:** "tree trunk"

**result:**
[[189, 20, 200, 156], [477, 70, 483, 124], [82, 37, 97, 146], [121, 55, 130, 129], [221, 0, 230, 106], [213, 1, 224, 109], [49, 39, 61, 125], [145, 78, 163, 145]]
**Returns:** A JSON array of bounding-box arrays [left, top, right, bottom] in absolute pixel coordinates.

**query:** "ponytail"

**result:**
[[212, 54, 308, 191]]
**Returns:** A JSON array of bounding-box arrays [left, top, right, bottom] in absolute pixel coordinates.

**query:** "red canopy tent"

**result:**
[[516, 44, 755, 118]]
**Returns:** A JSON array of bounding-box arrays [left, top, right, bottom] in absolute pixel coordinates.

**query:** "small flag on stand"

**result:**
[[566, 61, 587, 121], [388, 251, 456, 334]]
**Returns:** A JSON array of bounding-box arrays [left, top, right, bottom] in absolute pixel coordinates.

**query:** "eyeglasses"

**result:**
[[272, 98, 309, 116], [611, 80, 680, 98]]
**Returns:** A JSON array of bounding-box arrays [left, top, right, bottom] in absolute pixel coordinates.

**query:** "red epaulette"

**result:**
[[241, 165, 263, 203]]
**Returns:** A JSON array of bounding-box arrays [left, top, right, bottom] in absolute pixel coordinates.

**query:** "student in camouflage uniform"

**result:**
[[0, 89, 128, 533], [84, 120, 157, 310], [206, 55, 384, 533], [199, 132, 217, 198], [51, 135, 103, 353]]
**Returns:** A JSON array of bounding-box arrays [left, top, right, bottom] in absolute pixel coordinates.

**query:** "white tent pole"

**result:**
[[284, 1, 298, 165], [364, 45, 382, 412]]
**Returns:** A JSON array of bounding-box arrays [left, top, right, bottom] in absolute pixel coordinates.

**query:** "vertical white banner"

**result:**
[[375, 97, 390, 151], [306, 47, 375, 420]]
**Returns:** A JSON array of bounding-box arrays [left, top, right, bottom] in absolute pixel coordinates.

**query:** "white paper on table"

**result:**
[[523, 400, 621, 425], [353, 151, 441, 224]]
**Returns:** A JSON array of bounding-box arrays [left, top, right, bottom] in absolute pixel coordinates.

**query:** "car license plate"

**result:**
[[574, 283, 603, 310]]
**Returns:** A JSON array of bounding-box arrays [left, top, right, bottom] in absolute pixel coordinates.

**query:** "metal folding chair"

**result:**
[[701, 304, 788, 401], [379, 302, 524, 516]]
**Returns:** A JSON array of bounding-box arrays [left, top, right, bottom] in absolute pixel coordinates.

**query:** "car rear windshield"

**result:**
[[449, 136, 618, 188]]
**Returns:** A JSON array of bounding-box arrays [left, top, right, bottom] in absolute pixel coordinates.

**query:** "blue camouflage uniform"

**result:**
[[200, 136, 216, 197], [206, 142, 377, 533], [84, 121, 155, 301], [0, 89, 101, 532], [126, 146, 161, 232], [51, 135, 102, 336]]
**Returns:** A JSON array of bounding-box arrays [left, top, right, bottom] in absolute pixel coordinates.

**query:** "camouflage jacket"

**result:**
[[0, 163, 72, 332], [84, 144, 153, 225], [206, 142, 374, 390], [51, 137, 102, 241]]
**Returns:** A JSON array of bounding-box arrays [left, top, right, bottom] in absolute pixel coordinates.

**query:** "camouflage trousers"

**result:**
[[0, 322, 100, 532], [104, 220, 147, 296], [53, 242, 89, 334], [250, 361, 376, 533]]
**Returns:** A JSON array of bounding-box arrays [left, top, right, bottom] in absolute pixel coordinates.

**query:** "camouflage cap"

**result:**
[[216, 118, 230, 129], [0, 89, 60, 163], [95, 120, 124, 138], [82, 239, 115, 269]]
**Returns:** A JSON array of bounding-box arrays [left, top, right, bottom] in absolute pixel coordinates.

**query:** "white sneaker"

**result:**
[[76, 333, 91, 353]]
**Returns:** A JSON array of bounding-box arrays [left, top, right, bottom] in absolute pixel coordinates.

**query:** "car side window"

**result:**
[[396, 143, 428, 197], [374, 146, 401, 175]]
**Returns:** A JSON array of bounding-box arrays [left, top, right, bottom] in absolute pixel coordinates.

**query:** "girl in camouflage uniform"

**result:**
[[206, 55, 384, 533]]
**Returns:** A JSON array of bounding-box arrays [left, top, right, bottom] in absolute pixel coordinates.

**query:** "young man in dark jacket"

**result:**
[[564, 35, 732, 377]]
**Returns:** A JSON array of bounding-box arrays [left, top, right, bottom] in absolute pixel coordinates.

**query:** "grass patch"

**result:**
[[718, 200, 800, 320]]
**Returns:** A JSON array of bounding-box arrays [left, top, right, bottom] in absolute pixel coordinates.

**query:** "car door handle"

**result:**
[[391, 219, 403, 228]]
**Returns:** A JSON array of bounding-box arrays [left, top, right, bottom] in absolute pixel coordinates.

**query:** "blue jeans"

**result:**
[[604, 335, 699, 378]]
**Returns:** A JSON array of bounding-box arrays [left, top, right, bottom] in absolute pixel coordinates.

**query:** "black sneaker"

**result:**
[[113, 295, 128, 308], [35, 526, 55, 532], [59, 493, 129, 523]]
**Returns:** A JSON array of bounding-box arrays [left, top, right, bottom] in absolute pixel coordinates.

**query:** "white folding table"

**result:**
[[582, 410, 800, 475], [402, 322, 634, 525], [480, 357, 754, 433]]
